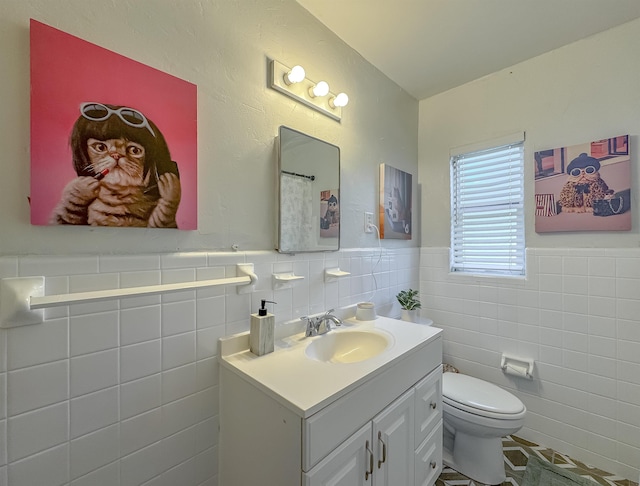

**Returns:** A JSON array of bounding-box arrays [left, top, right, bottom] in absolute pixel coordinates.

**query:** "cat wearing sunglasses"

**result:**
[[51, 103, 181, 228], [558, 152, 613, 213]]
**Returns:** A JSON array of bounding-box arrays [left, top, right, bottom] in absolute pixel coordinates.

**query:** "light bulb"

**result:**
[[330, 92, 349, 108], [309, 81, 330, 97], [284, 65, 305, 85]]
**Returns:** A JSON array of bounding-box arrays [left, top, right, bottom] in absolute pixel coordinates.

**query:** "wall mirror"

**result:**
[[277, 126, 340, 253]]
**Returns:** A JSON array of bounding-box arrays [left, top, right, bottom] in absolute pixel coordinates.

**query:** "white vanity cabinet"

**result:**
[[218, 318, 442, 486], [304, 369, 442, 486]]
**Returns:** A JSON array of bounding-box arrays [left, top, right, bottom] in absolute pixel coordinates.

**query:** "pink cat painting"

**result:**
[[51, 103, 181, 228], [30, 19, 197, 229]]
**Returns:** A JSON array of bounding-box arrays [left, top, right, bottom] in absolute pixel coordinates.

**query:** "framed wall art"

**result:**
[[534, 135, 631, 233], [379, 164, 412, 239], [30, 19, 198, 229]]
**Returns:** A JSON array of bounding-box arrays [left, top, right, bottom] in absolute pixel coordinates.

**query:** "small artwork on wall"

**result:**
[[320, 189, 339, 238], [379, 164, 412, 239], [29, 19, 198, 229], [534, 135, 631, 232]]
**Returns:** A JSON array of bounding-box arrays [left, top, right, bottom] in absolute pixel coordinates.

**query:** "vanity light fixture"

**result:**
[[284, 65, 306, 85], [309, 81, 330, 98], [269, 59, 348, 122], [329, 92, 349, 108]]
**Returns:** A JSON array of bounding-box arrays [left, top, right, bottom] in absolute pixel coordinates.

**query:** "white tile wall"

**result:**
[[8, 443, 69, 486], [0, 247, 418, 486], [8, 361, 69, 415], [420, 247, 640, 481], [71, 350, 118, 397], [70, 424, 120, 480], [8, 402, 68, 462], [70, 387, 119, 439]]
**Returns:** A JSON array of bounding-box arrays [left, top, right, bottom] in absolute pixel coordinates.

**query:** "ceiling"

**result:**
[[296, 0, 640, 100]]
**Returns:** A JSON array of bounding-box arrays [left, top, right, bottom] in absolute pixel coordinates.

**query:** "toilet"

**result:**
[[442, 371, 526, 485]]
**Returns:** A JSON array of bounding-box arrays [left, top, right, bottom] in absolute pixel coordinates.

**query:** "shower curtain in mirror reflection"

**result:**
[[280, 174, 315, 250]]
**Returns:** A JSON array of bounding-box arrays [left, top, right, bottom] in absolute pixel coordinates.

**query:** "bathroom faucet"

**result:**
[[302, 309, 342, 337], [321, 310, 342, 328]]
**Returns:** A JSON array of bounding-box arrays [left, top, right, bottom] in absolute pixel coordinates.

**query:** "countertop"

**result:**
[[219, 315, 442, 418]]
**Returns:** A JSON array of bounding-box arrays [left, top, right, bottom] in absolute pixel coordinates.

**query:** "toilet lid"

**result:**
[[443, 372, 525, 415]]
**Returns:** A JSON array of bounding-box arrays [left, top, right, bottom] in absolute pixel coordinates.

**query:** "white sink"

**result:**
[[305, 330, 390, 364]]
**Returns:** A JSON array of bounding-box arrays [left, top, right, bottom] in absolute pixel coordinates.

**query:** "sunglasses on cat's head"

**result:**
[[80, 102, 156, 137], [569, 166, 596, 177]]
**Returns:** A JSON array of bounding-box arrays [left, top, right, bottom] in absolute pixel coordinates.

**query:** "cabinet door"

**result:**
[[304, 423, 373, 486], [372, 389, 415, 486], [414, 367, 442, 448]]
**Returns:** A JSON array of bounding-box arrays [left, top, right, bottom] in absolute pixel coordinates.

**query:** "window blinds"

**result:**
[[450, 142, 525, 276]]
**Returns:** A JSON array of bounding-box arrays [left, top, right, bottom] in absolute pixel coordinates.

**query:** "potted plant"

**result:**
[[396, 289, 421, 322]]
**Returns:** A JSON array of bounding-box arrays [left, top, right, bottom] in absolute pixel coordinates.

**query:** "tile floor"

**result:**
[[436, 435, 638, 486]]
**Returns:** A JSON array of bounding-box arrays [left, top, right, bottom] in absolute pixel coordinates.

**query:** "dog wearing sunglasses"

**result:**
[[558, 153, 612, 213], [51, 103, 181, 228], [323, 194, 340, 225]]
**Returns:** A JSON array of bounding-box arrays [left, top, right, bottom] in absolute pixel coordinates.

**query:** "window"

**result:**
[[450, 139, 525, 276]]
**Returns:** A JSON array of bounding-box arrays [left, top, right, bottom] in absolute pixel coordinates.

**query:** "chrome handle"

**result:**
[[377, 431, 387, 468], [301, 316, 318, 336], [365, 440, 374, 481]]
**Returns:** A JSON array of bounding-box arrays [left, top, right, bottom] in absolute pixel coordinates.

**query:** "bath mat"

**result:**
[[522, 455, 595, 486]]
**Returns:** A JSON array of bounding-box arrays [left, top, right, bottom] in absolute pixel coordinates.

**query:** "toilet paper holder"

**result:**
[[500, 353, 534, 379]]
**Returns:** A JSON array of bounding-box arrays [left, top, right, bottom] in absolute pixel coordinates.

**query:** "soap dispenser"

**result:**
[[250, 299, 276, 356]]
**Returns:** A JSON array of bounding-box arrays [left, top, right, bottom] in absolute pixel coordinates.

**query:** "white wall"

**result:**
[[0, 0, 418, 255], [0, 0, 420, 485], [418, 18, 640, 480], [419, 18, 639, 249]]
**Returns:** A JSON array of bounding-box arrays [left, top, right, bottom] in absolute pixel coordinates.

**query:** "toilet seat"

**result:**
[[443, 372, 525, 419]]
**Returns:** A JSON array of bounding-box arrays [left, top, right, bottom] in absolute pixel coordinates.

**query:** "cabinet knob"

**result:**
[[430, 461, 437, 469], [430, 402, 437, 409]]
